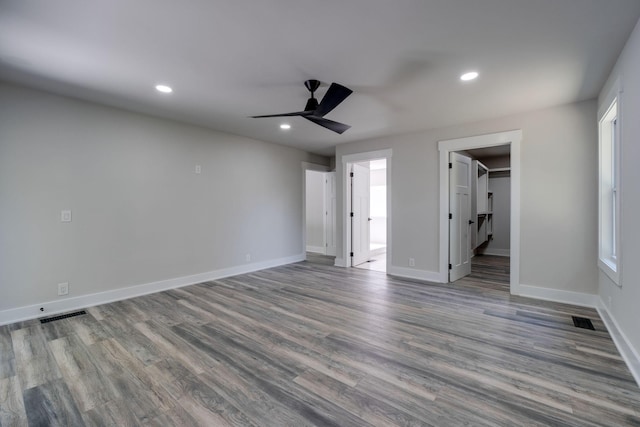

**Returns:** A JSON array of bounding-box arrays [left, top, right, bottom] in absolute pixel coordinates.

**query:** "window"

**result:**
[[598, 88, 621, 285]]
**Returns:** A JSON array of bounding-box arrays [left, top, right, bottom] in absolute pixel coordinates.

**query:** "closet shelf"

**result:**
[[472, 160, 494, 249], [489, 167, 511, 177]]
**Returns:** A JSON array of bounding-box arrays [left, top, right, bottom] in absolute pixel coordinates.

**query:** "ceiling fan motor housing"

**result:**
[[304, 80, 321, 111], [304, 79, 321, 92]]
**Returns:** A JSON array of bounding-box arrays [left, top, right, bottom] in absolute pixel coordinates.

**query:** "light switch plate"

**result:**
[[195, 165, 202, 174], [58, 282, 69, 296], [61, 210, 72, 222]]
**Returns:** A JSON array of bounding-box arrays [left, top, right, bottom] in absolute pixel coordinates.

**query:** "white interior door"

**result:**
[[449, 152, 472, 281], [325, 172, 337, 256], [352, 163, 370, 266]]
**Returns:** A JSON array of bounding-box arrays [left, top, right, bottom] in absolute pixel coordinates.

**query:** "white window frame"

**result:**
[[598, 79, 622, 286]]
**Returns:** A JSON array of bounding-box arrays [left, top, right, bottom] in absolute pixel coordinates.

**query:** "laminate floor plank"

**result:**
[[82, 397, 143, 427], [102, 321, 164, 367], [355, 374, 453, 426], [176, 298, 366, 387], [0, 376, 27, 427], [3, 320, 40, 334], [0, 327, 15, 380], [1, 257, 639, 425], [23, 379, 85, 427], [48, 335, 100, 379], [407, 335, 638, 412], [133, 321, 211, 375], [11, 326, 62, 390], [62, 367, 121, 413], [69, 313, 111, 346], [96, 339, 175, 412], [197, 366, 320, 427], [172, 323, 372, 427], [160, 345, 323, 427], [293, 368, 425, 427], [145, 404, 201, 427], [436, 386, 584, 427]]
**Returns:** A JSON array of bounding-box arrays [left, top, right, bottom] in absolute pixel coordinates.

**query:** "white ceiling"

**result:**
[[1, 1, 639, 157]]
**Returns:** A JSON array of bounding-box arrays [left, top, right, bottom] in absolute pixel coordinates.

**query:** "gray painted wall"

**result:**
[[336, 99, 598, 294], [598, 18, 640, 360], [0, 83, 325, 311]]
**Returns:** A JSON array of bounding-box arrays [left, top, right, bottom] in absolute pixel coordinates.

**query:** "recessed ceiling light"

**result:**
[[460, 71, 479, 81], [155, 84, 173, 93], [280, 123, 291, 130]]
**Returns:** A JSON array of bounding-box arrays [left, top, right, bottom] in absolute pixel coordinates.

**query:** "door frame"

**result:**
[[438, 130, 521, 294], [340, 149, 392, 269]]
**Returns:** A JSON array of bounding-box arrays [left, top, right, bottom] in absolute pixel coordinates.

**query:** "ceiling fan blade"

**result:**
[[314, 83, 353, 117], [250, 111, 311, 118], [303, 116, 351, 134]]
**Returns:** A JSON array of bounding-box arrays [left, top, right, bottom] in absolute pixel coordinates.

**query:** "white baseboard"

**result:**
[[387, 266, 440, 283], [306, 245, 326, 254], [477, 248, 510, 257], [0, 253, 305, 326], [596, 299, 640, 387], [516, 284, 598, 308]]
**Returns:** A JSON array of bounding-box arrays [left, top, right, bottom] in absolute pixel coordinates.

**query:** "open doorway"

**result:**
[[342, 149, 392, 273], [438, 130, 521, 294], [451, 146, 511, 289], [305, 169, 336, 257], [353, 159, 387, 272]]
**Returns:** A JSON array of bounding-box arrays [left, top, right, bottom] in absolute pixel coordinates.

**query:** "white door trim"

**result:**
[[438, 130, 522, 294], [340, 149, 392, 270]]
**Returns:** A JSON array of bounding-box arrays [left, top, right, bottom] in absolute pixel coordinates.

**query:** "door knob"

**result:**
[[468, 220, 475, 225]]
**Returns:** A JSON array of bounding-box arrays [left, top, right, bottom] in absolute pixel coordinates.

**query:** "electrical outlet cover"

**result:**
[[58, 282, 69, 296], [61, 210, 72, 222]]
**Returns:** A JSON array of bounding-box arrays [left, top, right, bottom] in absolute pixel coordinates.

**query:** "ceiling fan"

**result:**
[[251, 80, 353, 134]]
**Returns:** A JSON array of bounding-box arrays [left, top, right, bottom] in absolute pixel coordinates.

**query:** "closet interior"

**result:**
[[461, 146, 511, 276]]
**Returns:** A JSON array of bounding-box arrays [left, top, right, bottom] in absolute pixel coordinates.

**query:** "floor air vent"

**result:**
[[40, 310, 86, 324], [572, 316, 595, 330]]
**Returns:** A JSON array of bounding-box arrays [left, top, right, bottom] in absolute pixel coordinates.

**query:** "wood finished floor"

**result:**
[[466, 254, 511, 292], [1, 258, 639, 426]]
